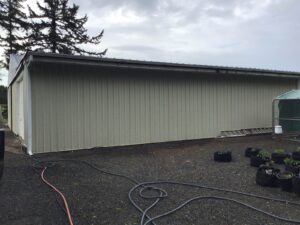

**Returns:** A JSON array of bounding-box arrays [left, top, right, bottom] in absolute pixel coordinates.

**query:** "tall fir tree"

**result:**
[[28, 0, 107, 56], [0, 0, 28, 68]]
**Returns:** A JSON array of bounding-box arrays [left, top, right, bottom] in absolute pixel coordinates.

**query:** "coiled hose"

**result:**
[[32, 158, 300, 225]]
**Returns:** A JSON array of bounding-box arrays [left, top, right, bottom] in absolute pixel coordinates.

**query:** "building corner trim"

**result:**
[[25, 64, 33, 155]]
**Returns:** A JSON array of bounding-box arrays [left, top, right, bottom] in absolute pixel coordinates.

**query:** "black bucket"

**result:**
[[245, 148, 260, 158], [271, 152, 290, 164], [293, 176, 300, 194], [285, 164, 300, 175], [256, 166, 280, 187], [250, 155, 270, 167], [277, 172, 293, 192], [292, 152, 300, 161], [214, 151, 232, 162]]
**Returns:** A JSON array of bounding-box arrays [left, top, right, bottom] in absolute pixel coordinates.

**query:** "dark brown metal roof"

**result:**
[[9, 51, 300, 86], [28, 51, 300, 77]]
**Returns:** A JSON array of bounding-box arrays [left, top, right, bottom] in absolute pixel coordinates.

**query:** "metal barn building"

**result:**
[[8, 52, 300, 154]]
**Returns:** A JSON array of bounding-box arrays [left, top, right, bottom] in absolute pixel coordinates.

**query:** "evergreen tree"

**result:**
[[0, 0, 28, 68], [28, 0, 107, 56]]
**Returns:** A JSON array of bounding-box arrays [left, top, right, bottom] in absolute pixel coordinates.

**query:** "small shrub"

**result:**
[[257, 150, 270, 160], [274, 149, 285, 154], [284, 158, 300, 167], [284, 158, 292, 166]]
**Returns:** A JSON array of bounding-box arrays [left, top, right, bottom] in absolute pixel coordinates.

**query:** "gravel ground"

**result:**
[[1, 131, 300, 225]]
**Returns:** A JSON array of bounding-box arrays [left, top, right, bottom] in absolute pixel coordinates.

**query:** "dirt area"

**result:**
[[1, 130, 300, 225]]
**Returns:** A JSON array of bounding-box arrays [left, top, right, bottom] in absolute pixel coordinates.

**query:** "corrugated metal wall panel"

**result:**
[[7, 86, 11, 129], [9, 68, 31, 148], [30, 63, 297, 154], [11, 79, 19, 134], [23, 67, 31, 149], [11, 71, 25, 138]]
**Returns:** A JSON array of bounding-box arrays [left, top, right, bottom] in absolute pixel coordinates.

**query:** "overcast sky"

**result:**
[[1, 0, 300, 86]]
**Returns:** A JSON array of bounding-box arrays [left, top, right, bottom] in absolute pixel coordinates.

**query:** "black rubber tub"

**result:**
[[271, 152, 290, 164], [277, 172, 293, 192], [285, 163, 300, 175], [293, 175, 300, 194], [214, 151, 232, 162], [256, 166, 280, 187], [250, 155, 270, 167], [245, 148, 261, 158], [292, 152, 300, 161]]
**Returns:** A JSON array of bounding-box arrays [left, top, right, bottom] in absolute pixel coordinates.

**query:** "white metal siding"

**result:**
[[30, 63, 297, 154], [18, 79, 24, 138], [7, 86, 11, 128], [11, 72, 25, 139]]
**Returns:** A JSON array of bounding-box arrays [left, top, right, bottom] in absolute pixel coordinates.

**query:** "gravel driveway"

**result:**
[[1, 132, 300, 225]]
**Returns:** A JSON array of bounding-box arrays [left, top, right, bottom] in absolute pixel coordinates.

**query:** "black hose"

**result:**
[[129, 181, 300, 225], [30, 157, 300, 225]]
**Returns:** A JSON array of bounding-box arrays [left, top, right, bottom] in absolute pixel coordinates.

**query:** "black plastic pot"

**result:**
[[292, 152, 300, 161], [277, 172, 293, 192], [256, 166, 280, 187], [285, 164, 300, 175], [214, 151, 232, 162], [271, 152, 290, 164], [245, 148, 260, 158], [293, 175, 300, 194], [250, 155, 270, 167]]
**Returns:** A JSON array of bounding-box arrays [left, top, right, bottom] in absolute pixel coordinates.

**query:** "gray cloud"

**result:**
[[69, 0, 300, 72], [4, 0, 299, 76], [1, 0, 297, 86]]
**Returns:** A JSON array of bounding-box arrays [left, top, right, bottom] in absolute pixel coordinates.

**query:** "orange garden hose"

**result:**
[[41, 167, 75, 225]]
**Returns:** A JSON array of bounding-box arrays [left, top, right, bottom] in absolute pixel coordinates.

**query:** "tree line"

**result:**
[[0, 0, 107, 69]]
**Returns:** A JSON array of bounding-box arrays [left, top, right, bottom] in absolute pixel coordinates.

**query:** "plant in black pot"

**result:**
[[256, 164, 280, 187], [277, 171, 293, 192], [214, 151, 232, 162], [284, 158, 300, 175], [292, 147, 300, 161], [250, 150, 271, 167], [271, 149, 290, 164], [245, 147, 261, 158]]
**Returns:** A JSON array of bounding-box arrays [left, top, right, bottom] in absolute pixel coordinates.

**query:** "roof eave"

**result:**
[[9, 52, 300, 87]]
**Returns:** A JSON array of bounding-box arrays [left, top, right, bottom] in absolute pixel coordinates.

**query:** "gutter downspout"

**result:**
[[25, 56, 33, 155]]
